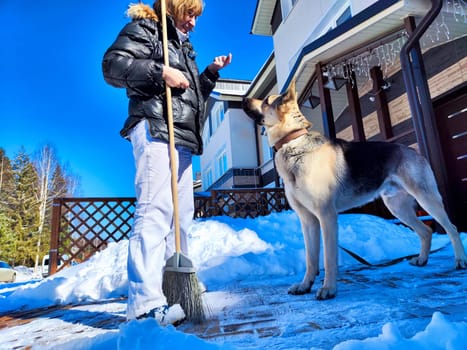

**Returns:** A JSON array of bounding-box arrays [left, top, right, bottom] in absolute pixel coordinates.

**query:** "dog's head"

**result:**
[[242, 78, 311, 147]]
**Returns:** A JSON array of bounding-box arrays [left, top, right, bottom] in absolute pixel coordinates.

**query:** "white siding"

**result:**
[[273, 0, 379, 89], [228, 108, 257, 168]]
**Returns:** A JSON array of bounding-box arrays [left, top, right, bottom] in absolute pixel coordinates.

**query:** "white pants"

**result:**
[[126, 120, 194, 320]]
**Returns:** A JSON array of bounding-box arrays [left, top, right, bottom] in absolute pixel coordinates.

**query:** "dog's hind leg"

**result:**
[[397, 159, 467, 269], [288, 204, 320, 295], [411, 189, 467, 269], [382, 191, 432, 266]]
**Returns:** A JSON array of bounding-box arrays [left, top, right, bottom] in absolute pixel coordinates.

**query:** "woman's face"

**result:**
[[175, 10, 197, 34]]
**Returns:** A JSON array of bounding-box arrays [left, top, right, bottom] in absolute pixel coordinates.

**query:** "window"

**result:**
[[314, 4, 352, 38], [280, 0, 296, 19], [336, 6, 351, 26], [216, 149, 228, 179], [203, 167, 212, 189], [211, 101, 225, 132], [202, 120, 211, 148]]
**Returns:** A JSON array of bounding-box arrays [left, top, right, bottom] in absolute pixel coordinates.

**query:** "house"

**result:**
[[202, 0, 466, 230], [200, 79, 261, 189]]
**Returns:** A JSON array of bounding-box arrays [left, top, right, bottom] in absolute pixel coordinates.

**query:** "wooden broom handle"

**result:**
[[161, 0, 182, 254]]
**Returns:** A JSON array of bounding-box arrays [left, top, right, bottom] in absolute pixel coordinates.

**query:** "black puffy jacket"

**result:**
[[102, 4, 218, 155]]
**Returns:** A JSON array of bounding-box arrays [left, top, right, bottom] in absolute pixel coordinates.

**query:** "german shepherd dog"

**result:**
[[243, 79, 467, 300]]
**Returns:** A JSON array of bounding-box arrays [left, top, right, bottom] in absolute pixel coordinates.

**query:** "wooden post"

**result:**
[[49, 198, 61, 275], [370, 66, 393, 140], [316, 62, 336, 140], [346, 67, 365, 141]]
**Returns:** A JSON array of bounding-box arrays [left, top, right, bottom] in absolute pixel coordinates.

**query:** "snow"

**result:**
[[1, 211, 466, 349]]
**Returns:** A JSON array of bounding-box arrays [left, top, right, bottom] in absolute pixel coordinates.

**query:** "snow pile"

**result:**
[[62, 318, 236, 350], [334, 312, 467, 350], [0, 240, 128, 311]]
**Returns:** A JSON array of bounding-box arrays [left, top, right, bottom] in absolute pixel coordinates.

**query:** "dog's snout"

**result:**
[[242, 97, 252, 111], [242, 98, 264, 124]]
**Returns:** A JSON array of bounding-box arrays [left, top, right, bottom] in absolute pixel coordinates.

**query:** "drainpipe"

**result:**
[[400, 0, 452, 216]]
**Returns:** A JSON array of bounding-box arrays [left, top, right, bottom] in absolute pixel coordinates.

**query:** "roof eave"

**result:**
[[283, 0, 431, 97], [251, 0, 275, 36]]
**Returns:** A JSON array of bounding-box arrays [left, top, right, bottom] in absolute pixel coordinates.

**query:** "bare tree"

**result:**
[[32, 144, 81, 272], [33, 144, 58, 273]]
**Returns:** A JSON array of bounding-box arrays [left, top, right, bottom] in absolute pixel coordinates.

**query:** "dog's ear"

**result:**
[[283, 77, 297, 103]]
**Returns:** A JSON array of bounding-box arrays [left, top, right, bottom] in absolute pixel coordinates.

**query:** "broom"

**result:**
[[160, 0, 206, 324]]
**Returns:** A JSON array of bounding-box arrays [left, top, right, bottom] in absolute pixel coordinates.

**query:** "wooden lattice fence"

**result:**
[[48, 189, 289, 275], [208, 189, 290, 218], [49, 197, 136, 275]]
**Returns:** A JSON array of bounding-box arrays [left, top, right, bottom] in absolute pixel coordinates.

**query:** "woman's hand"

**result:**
[[162, 65, 190, 89], [208, 53, 232, 74]]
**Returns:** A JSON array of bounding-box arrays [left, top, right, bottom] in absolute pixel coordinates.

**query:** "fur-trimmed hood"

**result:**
[[103, 1, 219, 155], [126, 3, 159, 21]]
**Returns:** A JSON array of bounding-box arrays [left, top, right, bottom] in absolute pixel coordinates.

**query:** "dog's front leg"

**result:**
[[288, 211, 320, 295], [316, 209, 338, 300]]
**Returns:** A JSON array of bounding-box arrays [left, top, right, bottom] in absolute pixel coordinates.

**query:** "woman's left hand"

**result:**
[[208, 53, 232, 73]]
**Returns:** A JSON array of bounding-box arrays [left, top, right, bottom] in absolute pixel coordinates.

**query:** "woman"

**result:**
[[102, 0, 232, 323]]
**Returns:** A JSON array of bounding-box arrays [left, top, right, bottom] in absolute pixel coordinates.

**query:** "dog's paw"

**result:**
[[316, 287, 336, 300], [409, 256, 428, 267], [288, 283, 311, 295]]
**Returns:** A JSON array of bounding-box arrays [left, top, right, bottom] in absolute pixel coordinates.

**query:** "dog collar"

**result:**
[[273, 129, 308, 152]]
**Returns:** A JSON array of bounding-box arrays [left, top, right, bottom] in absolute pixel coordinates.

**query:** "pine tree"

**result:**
[[51, 163, 72, 197], [0, 149, 16, 264], [0, 212, 15, 264], [9, 148, 40, 266], [0, 149, 15, 211]]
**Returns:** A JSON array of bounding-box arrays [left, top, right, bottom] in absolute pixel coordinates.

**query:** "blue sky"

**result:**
[[0, 0, 272, 197]]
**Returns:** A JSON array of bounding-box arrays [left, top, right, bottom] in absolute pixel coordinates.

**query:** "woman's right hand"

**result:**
[[162, 65, 190, 89]]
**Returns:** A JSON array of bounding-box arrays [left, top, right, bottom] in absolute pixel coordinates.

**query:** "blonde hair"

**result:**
[[153, 0, 203, 22]]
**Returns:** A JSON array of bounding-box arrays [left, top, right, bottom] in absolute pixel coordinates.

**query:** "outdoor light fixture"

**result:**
[[324, 76, 347, 91], [369, 80, 392, 102], [308, 95, 321, 109], [381, 80, 391, 91]]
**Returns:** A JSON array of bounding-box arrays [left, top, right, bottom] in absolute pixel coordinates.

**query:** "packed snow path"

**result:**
[[1, 249, 466, 349], [181, 252, 467, 349]]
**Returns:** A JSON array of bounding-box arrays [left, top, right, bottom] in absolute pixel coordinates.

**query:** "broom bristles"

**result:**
[[162, 270, 206, 324]]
